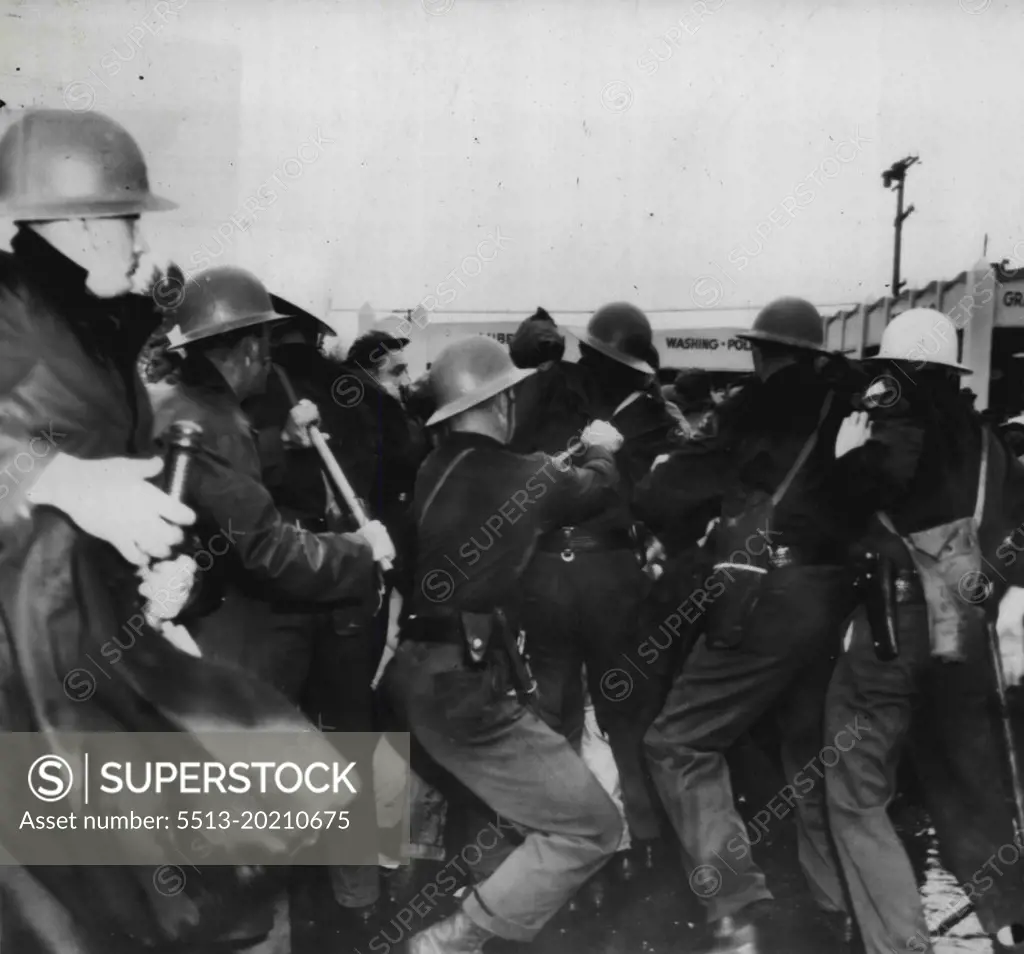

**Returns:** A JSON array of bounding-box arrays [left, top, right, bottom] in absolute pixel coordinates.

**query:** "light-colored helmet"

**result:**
[[0, 109, 176, 220], [869, 308, 971, 373]]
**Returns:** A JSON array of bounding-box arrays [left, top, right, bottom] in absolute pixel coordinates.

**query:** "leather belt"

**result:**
[[401, 614, 463, 646], [538, 526, 634, 562]]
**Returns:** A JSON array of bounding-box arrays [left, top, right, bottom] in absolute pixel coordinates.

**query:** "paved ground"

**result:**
[[302, 740, 1000, 954]]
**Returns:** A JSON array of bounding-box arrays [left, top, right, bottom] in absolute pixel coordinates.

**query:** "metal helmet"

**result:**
[[570, 302, 655, 375], [165, 267, 291, 351], [738, 297, 827, 352], [426, 336, 536, 427], [268, 294, 336, 343], [0, 109, 176, 221], [868, 307, 971, 373]]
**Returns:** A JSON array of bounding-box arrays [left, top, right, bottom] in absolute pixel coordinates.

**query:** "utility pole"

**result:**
[[882, 155, 919, 297]]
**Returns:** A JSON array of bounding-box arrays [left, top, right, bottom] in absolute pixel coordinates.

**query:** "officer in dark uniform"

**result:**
[[246, 297, 339, 536], [149, 265, 395, 693], [641, 298, 862, 954], [826, 308, 1024, 954], [240, 305, 395, 941], [386, 336, 625, 953], [0, 110, 359, 954], [509, 303, 682, 882]]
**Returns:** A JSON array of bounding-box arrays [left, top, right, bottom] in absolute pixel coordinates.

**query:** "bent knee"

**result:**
[[573, 784, 625, 858], [593, 801, 625, 857]]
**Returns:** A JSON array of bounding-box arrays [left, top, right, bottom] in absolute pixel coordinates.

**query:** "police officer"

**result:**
[[150, 265, 395, 692], [826, 308, 1024, 954], [509, 302, 682, 883], [641, 298, 862, 953], [239, 304, 397, 942], [245, 298, 340, 535], [386, 336, 625, 952], [0, 109, 333, 954]]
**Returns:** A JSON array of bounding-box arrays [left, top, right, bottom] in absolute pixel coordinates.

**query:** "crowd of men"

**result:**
[[4, 108, 1024, 954]]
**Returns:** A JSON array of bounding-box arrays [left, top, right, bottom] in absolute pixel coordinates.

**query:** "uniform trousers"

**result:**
[[522, 548, 673, 842], [644, 564, 854, 922], [384, 640, 622, 941], [826, 604, 1024, 954]]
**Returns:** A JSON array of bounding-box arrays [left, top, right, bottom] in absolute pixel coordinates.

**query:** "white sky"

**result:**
[[2, 0, 1022, 333]]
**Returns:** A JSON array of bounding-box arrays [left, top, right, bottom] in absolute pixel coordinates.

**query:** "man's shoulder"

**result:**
[[0, 252, 47, 341], [422, 439, 553, 480], [149, 379, 245, 448]]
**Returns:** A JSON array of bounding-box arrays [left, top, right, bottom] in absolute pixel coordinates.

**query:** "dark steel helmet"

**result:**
[[0, 109, 176, 221], [165, 267, 291, 351], [426, 336, 536, 426], [738, 297, 827, 352], [269, 294, 336, 342], [571, 302, 654, 375]]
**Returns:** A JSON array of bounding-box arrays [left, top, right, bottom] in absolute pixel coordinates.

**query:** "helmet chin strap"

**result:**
[[504, 393, 517, 443]]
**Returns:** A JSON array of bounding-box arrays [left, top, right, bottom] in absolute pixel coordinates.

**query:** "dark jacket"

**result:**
[[244, 343, 344, 530], [510, 326, 681, 537], [410, 432, 619, 617], [149, 356, 376, 682], [0, 229, 326, 950], [328, 363, 428, 592], [635, 360, 866, 561], [837, 371, 1024, 587]]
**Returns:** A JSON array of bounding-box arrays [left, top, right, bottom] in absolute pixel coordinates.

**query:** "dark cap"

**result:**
[[347, 330, 410, 371]]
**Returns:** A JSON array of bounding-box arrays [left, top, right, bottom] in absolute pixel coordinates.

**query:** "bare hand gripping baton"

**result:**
[[273, 364, 394, 574]]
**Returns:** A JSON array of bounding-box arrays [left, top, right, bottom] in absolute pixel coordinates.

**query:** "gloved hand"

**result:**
[[996, 585, 1024, 686], [835, 411, 873, 459], [139, 553, 197, 621], [27, 455, 196, 567], [354, 519, 396, 564], [582, 420, 624, 453], [282, 399, 324, 449]]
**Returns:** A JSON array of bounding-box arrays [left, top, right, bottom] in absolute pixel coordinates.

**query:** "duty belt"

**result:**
[[402, 610, 537, 701], [538, 526, 635, 563], [402, 613, 464, 646]]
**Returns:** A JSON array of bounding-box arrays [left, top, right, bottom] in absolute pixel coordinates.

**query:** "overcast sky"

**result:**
[[1, 0, 1022, 333]]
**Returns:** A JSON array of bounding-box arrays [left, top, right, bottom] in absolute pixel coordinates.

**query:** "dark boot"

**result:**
[[616, 842, 657, 883], [584, 872, 607, 913], [385, 861, 426, 908], [406, 909, 494, 954]]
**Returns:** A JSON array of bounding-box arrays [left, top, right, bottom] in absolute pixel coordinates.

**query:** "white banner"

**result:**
[[653, 329, 754, 371]]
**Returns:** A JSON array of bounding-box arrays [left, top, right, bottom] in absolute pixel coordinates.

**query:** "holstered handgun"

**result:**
[[460, 609, 537, 701], [460, 611, 494, 665], [854, 551, 900, 661]]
